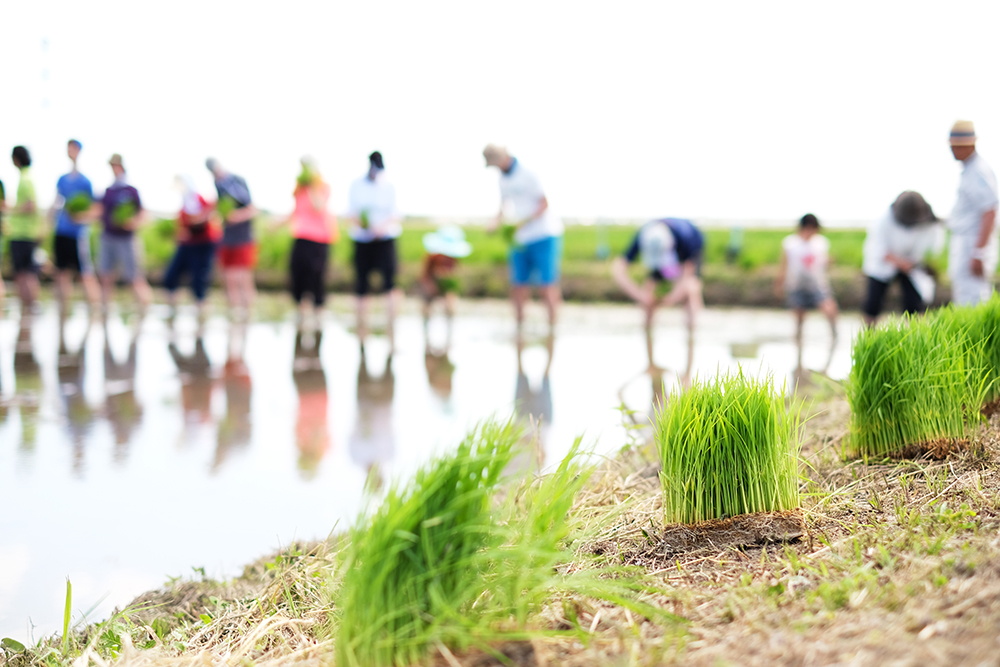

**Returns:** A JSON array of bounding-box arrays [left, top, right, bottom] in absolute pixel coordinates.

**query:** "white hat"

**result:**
[[423, 226, 472, 258], [639, 222, 676, 271]]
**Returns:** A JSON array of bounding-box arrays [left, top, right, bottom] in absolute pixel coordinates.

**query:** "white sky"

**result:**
[[1, 0, 998, 223]]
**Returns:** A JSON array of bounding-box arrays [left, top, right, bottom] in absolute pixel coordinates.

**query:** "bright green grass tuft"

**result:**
[[656, 371, 801, 525], [844, 315, 986, 459], [927, 295, 1000, 405]]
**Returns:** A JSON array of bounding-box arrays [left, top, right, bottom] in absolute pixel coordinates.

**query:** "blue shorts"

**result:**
[[509, 236, 562, 287]]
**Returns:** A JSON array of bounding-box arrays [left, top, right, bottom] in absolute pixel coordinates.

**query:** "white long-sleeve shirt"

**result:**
[[949, 152, 998, 236], [862, 207, 942, 282]]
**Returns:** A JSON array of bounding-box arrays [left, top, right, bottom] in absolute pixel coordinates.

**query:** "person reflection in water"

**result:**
[[350, 343, 395, 491], [424, 303, 455, 407], [13, 313, 42, 451], [57, 312, 94, 473], [103, 315, 143, 464], [513, 334, 554, 471], [292, 326, 330, 478], [216, 322, 252, 471], [168, 326, 215, 431]]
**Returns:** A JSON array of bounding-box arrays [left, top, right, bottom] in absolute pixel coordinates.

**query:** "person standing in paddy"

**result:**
[[947, 120, 999, 305], [483, 144, 563, 333], [8, 146, 43, 309], [348, 151, 402, 338], [52, 139, 100, 310], [206, 158, 257, 317], [97, 154, 152, 311], [287, 157, 337, 321], [774, 213, 838, 339], [0, 175, 6, 301], [164, 176, 221, 318]]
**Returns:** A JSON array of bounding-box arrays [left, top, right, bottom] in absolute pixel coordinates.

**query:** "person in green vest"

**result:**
[[9, 146, 44, 309]]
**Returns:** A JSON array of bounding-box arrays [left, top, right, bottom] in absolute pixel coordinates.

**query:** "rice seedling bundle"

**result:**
[[844, 315, 985, 459], [928, 296, 1000, 406], [64, 193, 92, 216], [655, 371, 800, 525]]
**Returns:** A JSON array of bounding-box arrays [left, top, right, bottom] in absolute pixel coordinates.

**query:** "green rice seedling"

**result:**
[[216, 195, 238, 221], [927, 295, 1000, 406], [656, 371, 800, 525], [844, 315, 986, 459], [64, 193, 92, 216], [111, 201, 138, 227]]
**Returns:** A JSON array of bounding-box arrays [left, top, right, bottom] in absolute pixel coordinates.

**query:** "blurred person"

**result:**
[[207, 158, 258, 317], [102, 315, 142, 463], [611, 217, 704, 334], [292, 325, 329, 478], [215, 321, 251, 471], [483, 145, 563, 333], [0, 173, 8, 301], [164, 176, 221, 318], [97, 154, 152, 311], [348, 151, 402, 338], [9, 146, 43, 308], [947, 120, 999, 305], [286, 157, 337, 322], [349, 342, 395, 491], [774, 214, 838, 341], [419, 225, 472, 328], [13, 312, 42, 449], [51, 139, 100, 310], [861, 191, 941, 326]]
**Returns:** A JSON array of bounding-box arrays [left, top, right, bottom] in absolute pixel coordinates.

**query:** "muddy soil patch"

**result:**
[[889, 437, 969, 460]]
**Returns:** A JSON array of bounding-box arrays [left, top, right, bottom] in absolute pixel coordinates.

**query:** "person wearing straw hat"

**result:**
[[419, 225, 472, 325], [948, 120, 998, 305], [97, 153, 152, 311], [483, 144, 564, 333], [611, 217, 704, 335]]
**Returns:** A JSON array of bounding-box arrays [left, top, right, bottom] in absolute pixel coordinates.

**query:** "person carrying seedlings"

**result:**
[[286, 157, 337, 322], [8, 146, 44, 309], [163, 176, 221, 317], [947, 120, 999, 305], [861, 190, 942, 326], [206, 158, 257, 317], [51, 139, 100, 310], [347, 151, 402, 337], [97, 154, 152, 311], [419, 225, 472, 326], [611, 217, 704, 334], [483, 144, 564, 334], [774, 213, 838, 340]]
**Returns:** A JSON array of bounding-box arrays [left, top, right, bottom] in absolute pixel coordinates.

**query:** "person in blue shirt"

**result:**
[[611, 218, 705, 335], [51, 139, 100, 309]]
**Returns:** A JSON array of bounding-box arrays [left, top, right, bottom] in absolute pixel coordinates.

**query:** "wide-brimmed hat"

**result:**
[[639, 221, 676, 271], [423, 226, 472, 258], [483, 144, 510, 166], [950, 120, 977, 146], [891, 191, 937, 228], [108, 153, 124, 167]]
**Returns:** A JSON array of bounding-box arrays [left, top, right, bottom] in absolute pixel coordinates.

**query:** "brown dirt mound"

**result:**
[[430, 641, 540, 667], [982, 397, 1000, 419], [889, 437, 969, 460]]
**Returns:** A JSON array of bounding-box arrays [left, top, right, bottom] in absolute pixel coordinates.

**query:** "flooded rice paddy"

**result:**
[[0, 296, 861, 641]]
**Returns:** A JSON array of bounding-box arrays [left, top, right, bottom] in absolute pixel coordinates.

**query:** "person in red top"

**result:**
[[164, 176, 221, 317]]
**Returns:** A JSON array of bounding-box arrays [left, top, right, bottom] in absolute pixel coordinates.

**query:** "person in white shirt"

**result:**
[[483, 144, 564, 333], [947, 120, 998, 305], [860, 191, 941, 326], [347, 151, 403, 338], [774, 214, 838, 339]]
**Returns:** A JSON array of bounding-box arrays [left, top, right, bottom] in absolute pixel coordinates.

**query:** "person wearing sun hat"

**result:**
[[611, 217, 704, 335], [948, 120, 998, 305], [419, 225, 472, 325]]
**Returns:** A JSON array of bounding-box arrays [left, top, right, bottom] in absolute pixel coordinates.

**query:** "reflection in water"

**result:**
[[513, 334, 553, 471], [424, 321, 454, 405], [293, 328, 329, 478], [58, 313, 94, 473], [13, 314, 42, 451], [792, 320, 837, 393], [168, 330, 215, 428], [350, 343, 394, 490], [103, 317, 143, 464], [619, 325, 695, 426], [216, 323, 252, 471]]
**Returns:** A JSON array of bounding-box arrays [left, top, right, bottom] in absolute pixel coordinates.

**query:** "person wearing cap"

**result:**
[[347, 151, 402, 336], [774, 214, 838, 340], [206, 158, 258, 316], [286, 157, 337, 320], [947, 120, 998, 305], [8, 146, 44, 308], [97, 153, 152, 310], [611, 218, 704, 334], [163, 176, 221, 317], [483, 145, 564, 332], [419, 226, 472, 325], [860, 191, 943, 326], [51, 139, 100, 310]]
